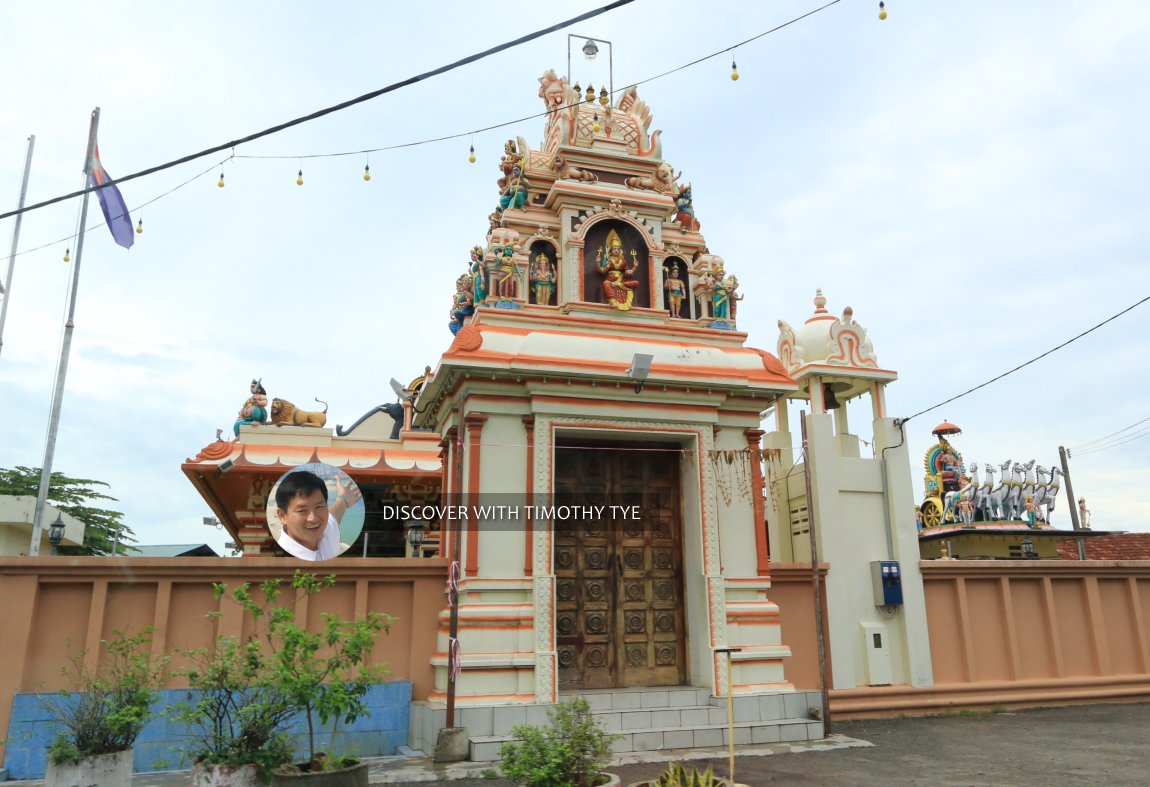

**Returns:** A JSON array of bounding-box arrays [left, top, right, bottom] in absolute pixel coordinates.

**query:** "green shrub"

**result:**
[[499, 698, 618, 787], [40, 628, 167, 764]]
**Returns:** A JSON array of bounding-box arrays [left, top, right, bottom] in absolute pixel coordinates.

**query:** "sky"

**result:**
[[1, 0, 1148, 555]]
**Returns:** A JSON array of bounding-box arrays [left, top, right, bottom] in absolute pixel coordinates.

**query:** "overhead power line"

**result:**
[[902, 295, 1150, 424], [1067, 415, 1150, 452], [0, 0, 636, 223]]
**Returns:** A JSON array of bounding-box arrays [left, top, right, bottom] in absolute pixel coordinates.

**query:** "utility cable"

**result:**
[[0, 0, 635, 223], [902, 295, 1150, 424], [1067, 415, 1150, 452]]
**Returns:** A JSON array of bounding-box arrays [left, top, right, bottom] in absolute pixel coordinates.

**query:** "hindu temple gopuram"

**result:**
[[180, 66, 931, 758]]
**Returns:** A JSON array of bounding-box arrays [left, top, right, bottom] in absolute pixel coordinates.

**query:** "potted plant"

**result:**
[[39, 628, 166, 787], [627, 763, 737, 787], [169, 633, 295, 787], [218, 572, 392, 786], [499, 697, 621, 787]]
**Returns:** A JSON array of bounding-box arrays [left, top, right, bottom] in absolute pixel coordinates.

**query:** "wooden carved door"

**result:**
[[554, 444, 686, 690]]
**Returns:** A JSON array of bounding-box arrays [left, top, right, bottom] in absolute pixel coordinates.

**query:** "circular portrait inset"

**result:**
[[266, 463, 365, 561]]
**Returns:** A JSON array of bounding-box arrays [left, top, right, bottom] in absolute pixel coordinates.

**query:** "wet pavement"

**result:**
[[7, 702, 1148, 786]]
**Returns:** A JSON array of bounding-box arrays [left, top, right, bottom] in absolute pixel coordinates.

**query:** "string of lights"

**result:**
[[0, 0, 636, 224], [901, 295, 1150, 425], [0, 0, 848, 242], [3, 155, 232, 264]]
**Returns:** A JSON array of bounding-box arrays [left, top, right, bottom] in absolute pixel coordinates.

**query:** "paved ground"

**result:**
[[9, 703, 1148, 786]]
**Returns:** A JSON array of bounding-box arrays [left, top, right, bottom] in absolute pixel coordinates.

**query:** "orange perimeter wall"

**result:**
[[0, 557, 445, 762], [832, 560, 1150, 717]]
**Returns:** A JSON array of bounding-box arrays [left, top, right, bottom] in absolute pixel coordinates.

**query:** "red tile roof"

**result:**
[[1056, 533, 1150, 560]]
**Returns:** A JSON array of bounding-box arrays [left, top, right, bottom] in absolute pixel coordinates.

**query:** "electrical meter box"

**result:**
[[870, 560, 903, 606]]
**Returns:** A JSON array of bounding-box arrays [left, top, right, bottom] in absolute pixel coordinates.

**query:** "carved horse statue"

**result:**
[[1043, 467, 1064, 524], [976, 463, 997, 521], [986, 459, 1013, 520], [1018, 459, 1038, 513], [1032, 465, 1050, 519], [1002, 462, 1027, 521]]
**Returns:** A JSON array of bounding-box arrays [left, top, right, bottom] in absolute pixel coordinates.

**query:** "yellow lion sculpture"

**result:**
[[271, 398, 328, 427]]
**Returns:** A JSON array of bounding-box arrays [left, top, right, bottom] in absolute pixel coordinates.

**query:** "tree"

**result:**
[[0, 466, 136, 555]]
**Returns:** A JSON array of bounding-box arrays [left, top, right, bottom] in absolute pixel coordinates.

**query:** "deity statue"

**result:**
[[529, 252, 557, 305], [469, 245, 487, 304], [1024, 495, 1038, 528], [673, 183, 701, 232], [234, 378, 269, 436], [493, 243, 518, 300], [499, 139, 522, 188], [711, 264, 733, 321], [499, 165, 530, 211], [725, 274, 743, 320], [449, 274, 474, 336], [663, 265, 686, 318], [596, 229, 640, 310], [958, 496, 974, 526]]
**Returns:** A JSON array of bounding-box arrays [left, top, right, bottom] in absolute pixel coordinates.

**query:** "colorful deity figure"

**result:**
[[498, 139, 522, 189], [673, 183, 701, 232], [234, 378, 270, 436], [529, 252, 557, 305], [449, 274, 475, 336], [596, 229, 640, 310], [469, 245, 487, 304], [663, 265, 686, 318], [499, 165, 530, 211], [1024, 495, 1038, 528], [958, 496, 975, 526], [494, 244, 518, 300], [725, 274, 742, 320], [711, 264, 732, 321]]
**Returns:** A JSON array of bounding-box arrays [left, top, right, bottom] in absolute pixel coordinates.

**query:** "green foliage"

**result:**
[[39, 629, 166, 764], [650, 762, 726, 787], [0, 465, 136, 555], [217, 571, 394, 770], [167, 635, 295, 776], [499, 698, 618, 787]]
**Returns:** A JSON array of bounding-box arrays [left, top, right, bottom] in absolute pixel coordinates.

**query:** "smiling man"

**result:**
[[273, 470, 361, 561]]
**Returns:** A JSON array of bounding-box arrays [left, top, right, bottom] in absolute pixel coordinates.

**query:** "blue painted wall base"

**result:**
[[3, 681, 411, 780]]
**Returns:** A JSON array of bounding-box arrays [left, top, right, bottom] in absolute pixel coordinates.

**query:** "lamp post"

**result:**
[[406, 520, 426, 558], [567, 34, 613, 100], [48, 513, 65, 556]]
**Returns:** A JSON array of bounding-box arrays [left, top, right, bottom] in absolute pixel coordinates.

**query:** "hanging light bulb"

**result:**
[[136, 217, 143, 234], [363, 164, 371, 182], [731, 58, 739, 81], [296, 168, 304, 186], [879, 1, 887, 20], [592, 114, 601, 133], [217, 172, 225, 188], [599, 87, 609, 106], [63, 247, 71, 263], [468, 144, 476, 164]]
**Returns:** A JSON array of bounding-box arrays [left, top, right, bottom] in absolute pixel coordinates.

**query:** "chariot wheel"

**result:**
[[921, 499, 943, 528]]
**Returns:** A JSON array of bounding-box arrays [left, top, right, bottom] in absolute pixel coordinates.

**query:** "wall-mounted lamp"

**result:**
[[217, 458, 235, 476], [406, 520, 426, 557], [48, 513, 65, 556], [1021, 537, 1036, 559], [626, 353, 653, 394]]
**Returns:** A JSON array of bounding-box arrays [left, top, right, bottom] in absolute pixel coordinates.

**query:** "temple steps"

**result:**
[[466, 686, 824, 761]]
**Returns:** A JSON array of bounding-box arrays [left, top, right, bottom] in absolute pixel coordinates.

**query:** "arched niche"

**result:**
[[581, 219, 651, 310], [528, 240, 559, 306], [661, 256, 692, 320]]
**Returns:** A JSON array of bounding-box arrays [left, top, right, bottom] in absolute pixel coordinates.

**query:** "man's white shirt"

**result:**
[[277, 513, 342, 561]]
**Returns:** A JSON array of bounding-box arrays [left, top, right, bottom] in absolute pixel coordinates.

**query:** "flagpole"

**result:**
[[29, 109, 100, 556], [0, 134, 36, 359]]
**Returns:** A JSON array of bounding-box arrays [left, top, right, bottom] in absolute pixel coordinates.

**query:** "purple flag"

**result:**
[[90, 145, 133, 249]]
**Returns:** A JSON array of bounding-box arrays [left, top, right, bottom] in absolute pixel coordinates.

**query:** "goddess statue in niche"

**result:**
[[529, 252, 556, 305], [596, 229, 640, 311], [663, 265, 686, 318]]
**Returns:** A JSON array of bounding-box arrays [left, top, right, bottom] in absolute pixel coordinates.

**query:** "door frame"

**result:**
[[528, 417, 722, 702]]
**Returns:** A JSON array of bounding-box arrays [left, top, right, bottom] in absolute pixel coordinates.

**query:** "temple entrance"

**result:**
[[554, 442, 686, 690]]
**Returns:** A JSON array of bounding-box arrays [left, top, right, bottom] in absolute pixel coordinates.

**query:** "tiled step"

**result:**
[[466, 688, 825, 761]]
